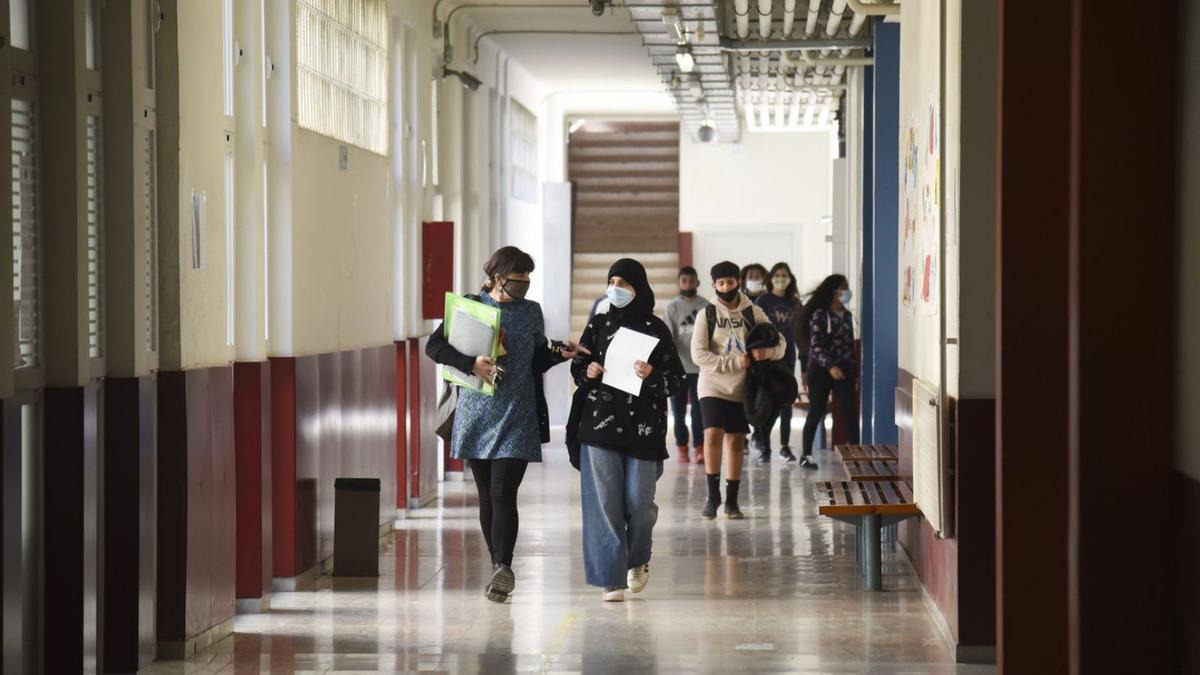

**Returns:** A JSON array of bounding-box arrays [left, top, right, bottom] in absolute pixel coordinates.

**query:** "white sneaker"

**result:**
[[602, 587, 625, 602], [627, 564, 650, 594]]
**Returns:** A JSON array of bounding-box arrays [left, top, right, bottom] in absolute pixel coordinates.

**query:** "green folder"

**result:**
[[441, 292, 502, 396]]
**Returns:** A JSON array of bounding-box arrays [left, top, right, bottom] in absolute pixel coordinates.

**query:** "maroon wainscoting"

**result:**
[[156, 367, 236, 651], [422, 221, 455, 320], [43, 384, 101, 673], [1172, 470, 1200, 673], [896, 368, 997, 657], [235, 362, 273, 605], [272, 346, 398, 580], [103, 376, 158, 670], [678, 231, 693, 268]]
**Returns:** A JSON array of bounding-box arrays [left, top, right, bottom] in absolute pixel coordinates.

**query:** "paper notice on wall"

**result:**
[[602, 327, 659, 397]]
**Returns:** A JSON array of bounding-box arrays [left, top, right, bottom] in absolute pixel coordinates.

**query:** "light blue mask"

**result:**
[[606, 284, 635, 308], [839, 289, 853, 305]]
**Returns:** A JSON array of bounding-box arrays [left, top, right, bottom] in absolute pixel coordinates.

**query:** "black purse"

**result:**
[[435, 381, 458, 445]]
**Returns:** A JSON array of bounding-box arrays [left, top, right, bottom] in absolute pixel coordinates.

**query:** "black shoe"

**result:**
[[724, 503, 745, 520], [780, 447, 797, 462], [798, 454, 819, 470], [486, 563, 515, 603], [755, 449, 771, 465], [701, 499, 720, 520]]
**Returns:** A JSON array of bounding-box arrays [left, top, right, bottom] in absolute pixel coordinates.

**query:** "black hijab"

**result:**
[[605, 257, 655, 322]]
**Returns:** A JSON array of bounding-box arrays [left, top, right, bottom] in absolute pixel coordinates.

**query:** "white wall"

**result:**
[[1178, 0, 1200, 481], [681, 130, 833, 293]]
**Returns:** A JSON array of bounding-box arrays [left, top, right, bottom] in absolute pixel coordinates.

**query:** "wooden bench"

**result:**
[[835, 444, 899, 462], [843, 459, 901, 482], [817, 480, 919, 591]]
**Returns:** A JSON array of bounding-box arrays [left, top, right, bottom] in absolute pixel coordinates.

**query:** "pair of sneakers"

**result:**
[[603, 564, 650, 602], [701, 498, 744, 520], [756, 446, 799, 465]]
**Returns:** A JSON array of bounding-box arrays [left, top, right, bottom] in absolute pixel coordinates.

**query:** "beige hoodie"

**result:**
[[691, 292, 785, 402]]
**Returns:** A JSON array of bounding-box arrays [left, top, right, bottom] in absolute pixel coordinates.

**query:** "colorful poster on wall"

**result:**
[[901, 97, 941, 316]]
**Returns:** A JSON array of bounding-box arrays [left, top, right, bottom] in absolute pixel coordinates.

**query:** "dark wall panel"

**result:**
[[1172, 470, 1200, 673], [270, 358, 297, 577], [235, 361, 273, 603], [277, 345, 398, 579], [43, 384, 101, 673], [157, 367, 236, 649], [103, 376, 157, 671]]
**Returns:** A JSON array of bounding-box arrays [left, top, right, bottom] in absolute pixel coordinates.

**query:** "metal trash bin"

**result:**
[[333, 478, 381, 577]]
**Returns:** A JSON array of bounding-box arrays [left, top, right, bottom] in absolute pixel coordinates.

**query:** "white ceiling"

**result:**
[[450, 2, 673, 103]]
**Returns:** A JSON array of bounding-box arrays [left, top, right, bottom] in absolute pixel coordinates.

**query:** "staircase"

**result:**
[[569, 251, 681, 339]]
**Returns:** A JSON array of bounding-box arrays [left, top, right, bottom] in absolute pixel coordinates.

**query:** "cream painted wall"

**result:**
[[288, 131, 394, 356], [681, 130, 833, 294], [896, 0, 943, 387], [1177, 1, 1200, 481], [175, 0, 236, 369]]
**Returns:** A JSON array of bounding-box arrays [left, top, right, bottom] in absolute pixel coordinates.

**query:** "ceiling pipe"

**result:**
[[825, 0, 848, 37], [720, 36, 871, 51], [734, 0, 751, 39], [439, 3, 583, 66], [471, 29, 637, 65], [757, 0, 773, 38], [782, 0, 797, 37], [847, 0, 900, 16], [803, 0, 822, 37]]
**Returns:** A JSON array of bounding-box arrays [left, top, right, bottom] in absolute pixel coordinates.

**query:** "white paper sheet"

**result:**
[[602, 327, 660, 397]]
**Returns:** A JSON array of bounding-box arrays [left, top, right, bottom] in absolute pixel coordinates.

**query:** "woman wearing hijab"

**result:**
[[426, 246, 586, 603], [570, 258, 684, 602]]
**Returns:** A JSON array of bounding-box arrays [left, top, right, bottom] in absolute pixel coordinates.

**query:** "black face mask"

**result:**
[[501, 278, 530, 300], [680, 288, 698, 298], [716, 287, 740, 303]]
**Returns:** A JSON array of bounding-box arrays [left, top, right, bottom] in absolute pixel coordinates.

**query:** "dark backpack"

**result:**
[[705, 304, 757, 343]]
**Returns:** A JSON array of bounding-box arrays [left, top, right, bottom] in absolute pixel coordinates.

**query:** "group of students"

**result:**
[[425, 246, 859, 605]]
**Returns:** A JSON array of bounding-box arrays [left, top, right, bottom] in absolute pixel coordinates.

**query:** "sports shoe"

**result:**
[[798, 454, 819, 470], [755, 449, 771, 465], [701, 499, 719, 520], [694, 447, 705, 464], [486, 563, 515, 603], [627, 564, 650, 594], [725, 504, 745, 520], [780, 446, 797, 462], [602, 587, 625, 602]]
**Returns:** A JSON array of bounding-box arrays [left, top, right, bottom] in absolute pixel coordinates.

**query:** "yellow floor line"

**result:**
[[537, 610, 578, 673]]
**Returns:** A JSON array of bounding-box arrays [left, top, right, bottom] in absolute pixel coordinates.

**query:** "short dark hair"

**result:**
[[482, 246, 535, 291], [678, 266, 698, 278]]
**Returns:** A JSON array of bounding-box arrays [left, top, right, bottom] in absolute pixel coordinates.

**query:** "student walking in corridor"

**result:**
[[692, 261, 785, 520], [800, 274, 860, 469], [664, 266, 709, 464], [569, 258, 684, 602]]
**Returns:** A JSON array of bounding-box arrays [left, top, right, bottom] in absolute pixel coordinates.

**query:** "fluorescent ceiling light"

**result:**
[[662, 8, 685, 43], [675, 48, 695, 74], [568, 119, 586, 134]]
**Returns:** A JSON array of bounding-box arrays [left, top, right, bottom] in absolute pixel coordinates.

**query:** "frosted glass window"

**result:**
[[510, 100, 538, 203], [296, 0, 388, 154], [10, 0, 32, 51], [223, 0, 234, 117], [11, 99, 39, 368], [85, 115, 103, 358], [143, 130, 158, 352], [225, 152, 235, 346]]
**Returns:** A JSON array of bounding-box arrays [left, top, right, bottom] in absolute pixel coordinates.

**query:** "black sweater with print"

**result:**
[[569, 312, 684, 461]]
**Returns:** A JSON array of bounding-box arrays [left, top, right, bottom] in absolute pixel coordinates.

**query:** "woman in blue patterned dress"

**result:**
[[425, 246, 586, 603]]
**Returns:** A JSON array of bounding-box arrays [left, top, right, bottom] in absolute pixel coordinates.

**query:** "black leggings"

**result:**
[[468, 458, 529, 567], [802, 366, 859, 455]]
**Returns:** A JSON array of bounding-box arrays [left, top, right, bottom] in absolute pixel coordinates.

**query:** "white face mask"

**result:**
[[746, 279, 765, 293]]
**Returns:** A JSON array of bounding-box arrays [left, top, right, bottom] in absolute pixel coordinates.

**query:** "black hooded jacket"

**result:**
[[567, 258, 684, 465], [743, 322, 800, 429]]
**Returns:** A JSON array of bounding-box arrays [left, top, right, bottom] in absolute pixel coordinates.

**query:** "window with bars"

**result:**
[[143, 130, 158, 352], [85, 114, 104, 358], [510, 100, 538, 203], [11, 99, 39, 369], [296, 0, 388, 154]]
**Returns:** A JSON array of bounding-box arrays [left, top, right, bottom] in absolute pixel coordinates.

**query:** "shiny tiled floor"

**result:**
[[141, 426, 995, 674]]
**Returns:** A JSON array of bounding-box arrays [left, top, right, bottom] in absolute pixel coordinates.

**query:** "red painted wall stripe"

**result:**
[[234, 362, 266, 599], [269, 357, 298, 578], [395, 343, 408, 510], [422, 221, 455, 320], [408, 338, 422, 503]]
